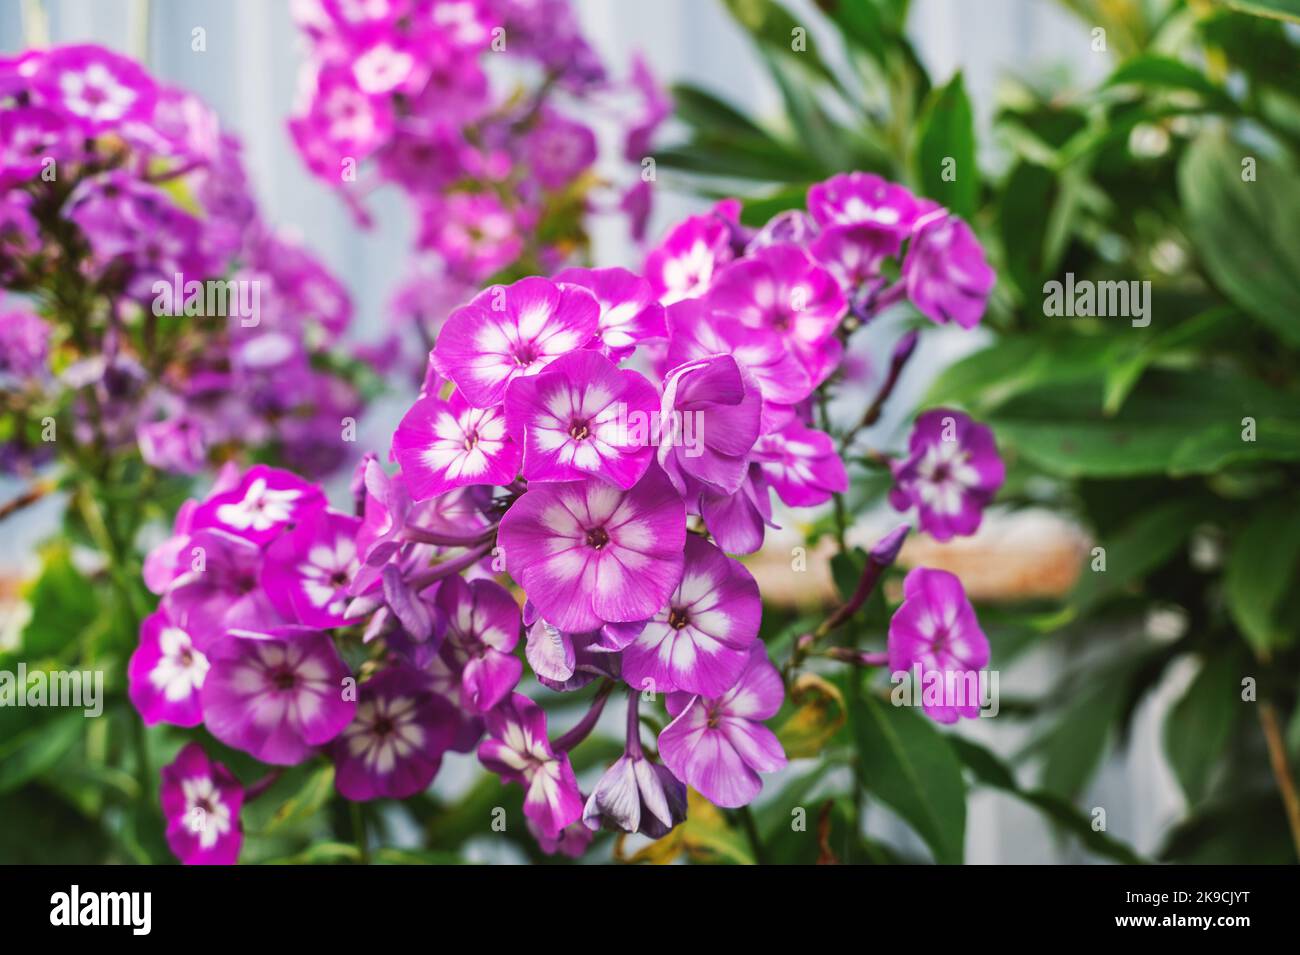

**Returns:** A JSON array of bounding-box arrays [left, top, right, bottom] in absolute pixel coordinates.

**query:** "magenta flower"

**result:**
[[137, 413, 208, 475], [888, 568, 989, 723], [622, 536, 761, 697], [643, 202, 739, 304], [807, 171, 922, 238], [706, 243, 847, 386], [658, 354, 762, 498], [433, 276, 600, 407], [200, 629, 356, 765], [261, 508, 362, 628], [498, 465, 686, 633], [553, 266, 667, 361], [128, 609, 209, 727], [416, 191, 523, 282], [0, 304, 51, 381], [162, 528, 285, 644], [331, 666, 457, 801], [32, 44, 157, 132], [160, 743, 243, 866], [503, 349, 659, 489], [902, 207, 995, 329], [890, 409, 1004, 541], [753, 422, 848, 507], [699, 466, 775, 556], [810, 222, 902, 293], [355, 457, 412, 568], [584, 698, 687, 840], [478, 693, 584, 839], [189, 465, 326, 546], [664, 299, 812, 427], [392, 391, 520, 500], [435, 575, 523, 713], [658, 645, 787, 808], [526, 109, 597, 189]]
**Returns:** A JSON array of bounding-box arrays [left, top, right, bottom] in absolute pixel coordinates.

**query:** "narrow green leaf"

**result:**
[[1225, 499, 1300, 656], [915, 72, 978, 217]]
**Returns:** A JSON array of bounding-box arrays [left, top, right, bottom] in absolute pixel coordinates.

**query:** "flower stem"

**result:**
[[1259, 702, 1300, 862], [736, 805, 767, 866], [856, 329, 919, 433], [624, 690, 643, 760], [554, 680, 615, 753], [351, 801, 370, 865]]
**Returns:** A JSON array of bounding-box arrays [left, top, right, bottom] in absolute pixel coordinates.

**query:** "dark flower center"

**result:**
[[585, 526, 610, 549], [569, 419, 590, 441], [463, 429, 479, 451], [273, 669, 297, 691], [668, 607, 691, 630], [373, 715, 395, 737], [513, 343, 539, 367]]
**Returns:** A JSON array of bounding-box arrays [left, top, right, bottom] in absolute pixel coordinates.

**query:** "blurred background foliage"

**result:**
[[656, 0, 1300, 864]]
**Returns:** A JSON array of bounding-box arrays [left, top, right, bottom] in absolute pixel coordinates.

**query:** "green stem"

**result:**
[[737, 805, 767, 866], [352, 802, 370, 865]]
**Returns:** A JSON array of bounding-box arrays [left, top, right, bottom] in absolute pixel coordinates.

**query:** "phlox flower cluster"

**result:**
[[138, 168, 1005, 863]]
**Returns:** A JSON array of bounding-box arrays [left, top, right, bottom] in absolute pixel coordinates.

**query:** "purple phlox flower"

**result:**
[[622, 535, 760, 697], [420, 646, 487, 752], [665, 298, 811, 429], [142, 462, 241, 595], [137, 410, 208, 476], [161, 743, 243, 866], [504, 349, 659, 489], [658, 353, 762, 497], [809, 221, 903, 296], [162, 527, 287, 644], [526, 108, 597, 189], [890, 408, 1004, 541], [619, 179, 653, 244], [290, 60, 394, 171], [200, 627, 356, 765], [189, 464, 326, 545], [553, 266, 667, 361], [262, 508, 362, 628], [392, 390, 520, 500], [498, 465, 686, 633], [530, 817, 594, 857], [417, 191, 524, 283], [753, 421, 848, 507], [128, 608, 209, 727], [435, 574, 523, 713], [0, 107, 82, 189], [658, 644, 787, 808], [888, 567, 990, 723], [355, 457, 412, 568], [583, 692, 687, 838], [746, 209, 819, 253], [623, 53, 670, 162], [433, 275, 600, 408], [0, 304, 50, 382], [331, 665, 457, 801], [705, 243, 847, 387], [32, 44, 158, 132], [807, 171, 923, 239], [902, 206, 995, 330], [478, 692, 584, 839], [642, 202, 739, 305], [698, 464, 777, 556]]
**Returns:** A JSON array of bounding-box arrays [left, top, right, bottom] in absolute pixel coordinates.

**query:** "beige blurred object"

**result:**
[[745, 508, 1090, 609]]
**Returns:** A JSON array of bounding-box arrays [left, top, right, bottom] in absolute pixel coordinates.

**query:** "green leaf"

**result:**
[[20, 545, 99, 657], [1163, 652, 1244, 804], [996, 161, 1064, 300], [1222, 0, 1300, 24], [988, 371, 1300, 478], [915, 72, 978, 217], [0, 709, 85, 794], [723, 0, 839, 86], [1105, 54, 1238, 112], [1068, 495, 1203, 617], [951, 737, 1145, 864], [250, 764, 336, 836], [1038, 678, 1126, 797], [1224, 499, 1300, 656], [848, 679, 966, 863], [1179, 130, 1300, 347], [669, 83, 775, 140]]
